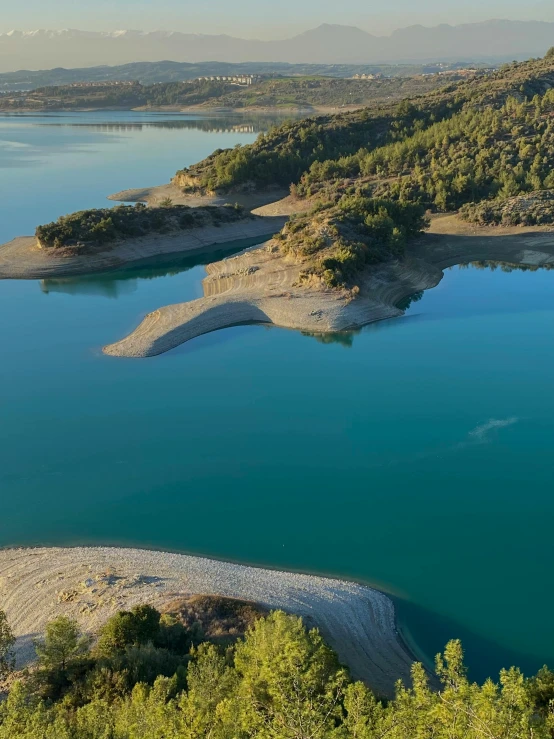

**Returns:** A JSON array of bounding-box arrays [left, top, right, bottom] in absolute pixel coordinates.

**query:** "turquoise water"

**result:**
[[1, 112, 554, 682]]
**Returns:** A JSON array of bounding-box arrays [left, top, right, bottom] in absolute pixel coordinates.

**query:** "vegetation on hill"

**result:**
[[275, 192, 427, 287], [0, 61, 476, 92], [0, 74, 455, 112], [2, 605, 554, 738], [460, 190, 554, 226], [296, 92, 554, 211], [179, 54, 554, 197], [178, 96, 459, 192], [35, 203, 249, 250], [170, 52, 554, 288]]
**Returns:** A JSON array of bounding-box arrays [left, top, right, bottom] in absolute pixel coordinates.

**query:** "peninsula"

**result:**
[[0, 201, 287, 280], [3, 51, 554, 355]]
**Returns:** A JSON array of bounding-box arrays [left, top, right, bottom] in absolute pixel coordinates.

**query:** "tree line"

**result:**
[[2, 604, 554, 738]]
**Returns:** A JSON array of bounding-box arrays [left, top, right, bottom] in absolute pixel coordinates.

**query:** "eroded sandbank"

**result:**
[[0, 546, 414, 697], [104, 216, 554, 358]]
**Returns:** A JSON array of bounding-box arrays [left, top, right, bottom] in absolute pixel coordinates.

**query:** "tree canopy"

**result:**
[[2, 606, 554, 738]]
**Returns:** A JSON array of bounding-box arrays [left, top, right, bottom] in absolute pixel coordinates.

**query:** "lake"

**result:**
[[1, 111, 553, 682]]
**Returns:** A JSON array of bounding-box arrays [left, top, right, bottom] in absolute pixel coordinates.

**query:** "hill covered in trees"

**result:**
[[173, 51, 554, 288], [180, 53, 554, 195], [0, 74, 456, 112], [1, 604, 554, 738]]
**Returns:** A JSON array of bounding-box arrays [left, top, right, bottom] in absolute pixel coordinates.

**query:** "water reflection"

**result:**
[[39, 239, 262, 298], [301, 330, 360, 348], [396, 290, 424, 311], [37, 114, 300, 134], [457, 259, 554, 272]]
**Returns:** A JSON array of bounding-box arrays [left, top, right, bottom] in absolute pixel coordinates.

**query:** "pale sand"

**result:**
[[104, 216, 554, 358], [0, 547, 414, 697], [0, 217, 287, 280]]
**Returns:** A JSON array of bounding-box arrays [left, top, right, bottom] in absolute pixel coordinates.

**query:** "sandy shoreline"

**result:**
[[0, 216, 286, 280], [104, 215, 554, 358], [0, 546, 415, 697]]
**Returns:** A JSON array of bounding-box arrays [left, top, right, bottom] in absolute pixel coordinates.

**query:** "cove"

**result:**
[[1, 112, 554, 683]]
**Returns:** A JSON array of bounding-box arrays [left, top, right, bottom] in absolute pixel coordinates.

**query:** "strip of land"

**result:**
[[0, 214, 286, 280], [103, 215, 554, 358], [0, 546, 415, 697]]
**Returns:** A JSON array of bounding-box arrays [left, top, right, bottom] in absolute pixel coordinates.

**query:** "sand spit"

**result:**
[[104, 217, 554, 358], [103, 245, 440, 357], [0, 547, 414, 697], [0, 217, 286, 280]]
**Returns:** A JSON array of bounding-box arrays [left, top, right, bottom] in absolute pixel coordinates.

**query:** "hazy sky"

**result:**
[[2, 0, 554, 37]]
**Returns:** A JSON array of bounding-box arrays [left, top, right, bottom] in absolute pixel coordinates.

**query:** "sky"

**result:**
[[1, 0, 554, 37]]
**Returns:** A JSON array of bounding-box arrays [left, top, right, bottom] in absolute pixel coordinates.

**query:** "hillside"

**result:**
[[180, 53, 554, 195], [0, 74, 462, 112], [172, 52, 554, 289], [2, 601, 554, 738], [0, 61, 474, 92]]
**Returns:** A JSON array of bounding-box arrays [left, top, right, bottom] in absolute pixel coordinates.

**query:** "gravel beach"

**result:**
[[0, 546, 415, 697]]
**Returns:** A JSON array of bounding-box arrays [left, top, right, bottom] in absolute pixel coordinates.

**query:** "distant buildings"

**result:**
[[195, 75, 262, 86], [66, 80, 137, 88]]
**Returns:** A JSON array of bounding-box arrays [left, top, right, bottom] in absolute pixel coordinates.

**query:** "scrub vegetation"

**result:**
[[35, 203, 249, 250], [2, 605, 554, 738]]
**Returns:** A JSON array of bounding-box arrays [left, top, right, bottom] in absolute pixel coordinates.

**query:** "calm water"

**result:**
[[1, 112, 554, 682]]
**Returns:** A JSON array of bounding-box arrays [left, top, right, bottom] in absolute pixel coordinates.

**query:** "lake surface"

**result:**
[[1, 111, 554, 682]]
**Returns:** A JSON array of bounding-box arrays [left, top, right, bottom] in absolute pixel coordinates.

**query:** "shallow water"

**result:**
[[1, 112, 554, 682]]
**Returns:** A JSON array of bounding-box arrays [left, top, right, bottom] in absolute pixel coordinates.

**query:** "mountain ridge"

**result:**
[[0, 20, 553, 72]]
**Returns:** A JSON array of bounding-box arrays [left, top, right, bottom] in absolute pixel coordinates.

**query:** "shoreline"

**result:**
[[0, 545, 417, 697], [103, 215, 554, 358], [0, 216, 286, 280], [0, 104, 364, 116]]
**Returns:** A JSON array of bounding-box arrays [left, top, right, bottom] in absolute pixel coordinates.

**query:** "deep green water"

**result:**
[[1, 112, 554, 682]]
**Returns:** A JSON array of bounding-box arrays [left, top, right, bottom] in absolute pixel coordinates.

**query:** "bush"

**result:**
[[36, 203, 250, 249]]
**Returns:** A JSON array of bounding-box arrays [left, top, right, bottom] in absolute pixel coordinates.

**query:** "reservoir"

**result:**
[[1, 111, 553, 682]]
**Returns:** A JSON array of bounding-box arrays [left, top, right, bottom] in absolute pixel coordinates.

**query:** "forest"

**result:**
[[1, 604, 554, 739], [181, 53, 554, 196], [174, 51, 554, 287]]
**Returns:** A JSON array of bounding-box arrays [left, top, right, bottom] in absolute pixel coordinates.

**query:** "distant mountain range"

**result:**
[[0, 20, 553, 73]]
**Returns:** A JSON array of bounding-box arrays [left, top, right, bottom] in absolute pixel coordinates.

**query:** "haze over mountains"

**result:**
[[1, 20, 554, 72]]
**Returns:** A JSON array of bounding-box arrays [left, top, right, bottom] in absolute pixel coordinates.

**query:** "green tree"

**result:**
[[34, 616, 90, 673], [96, 605, 161, 656], [0, 609, 15, 680], [234, 610, 348, 738]]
